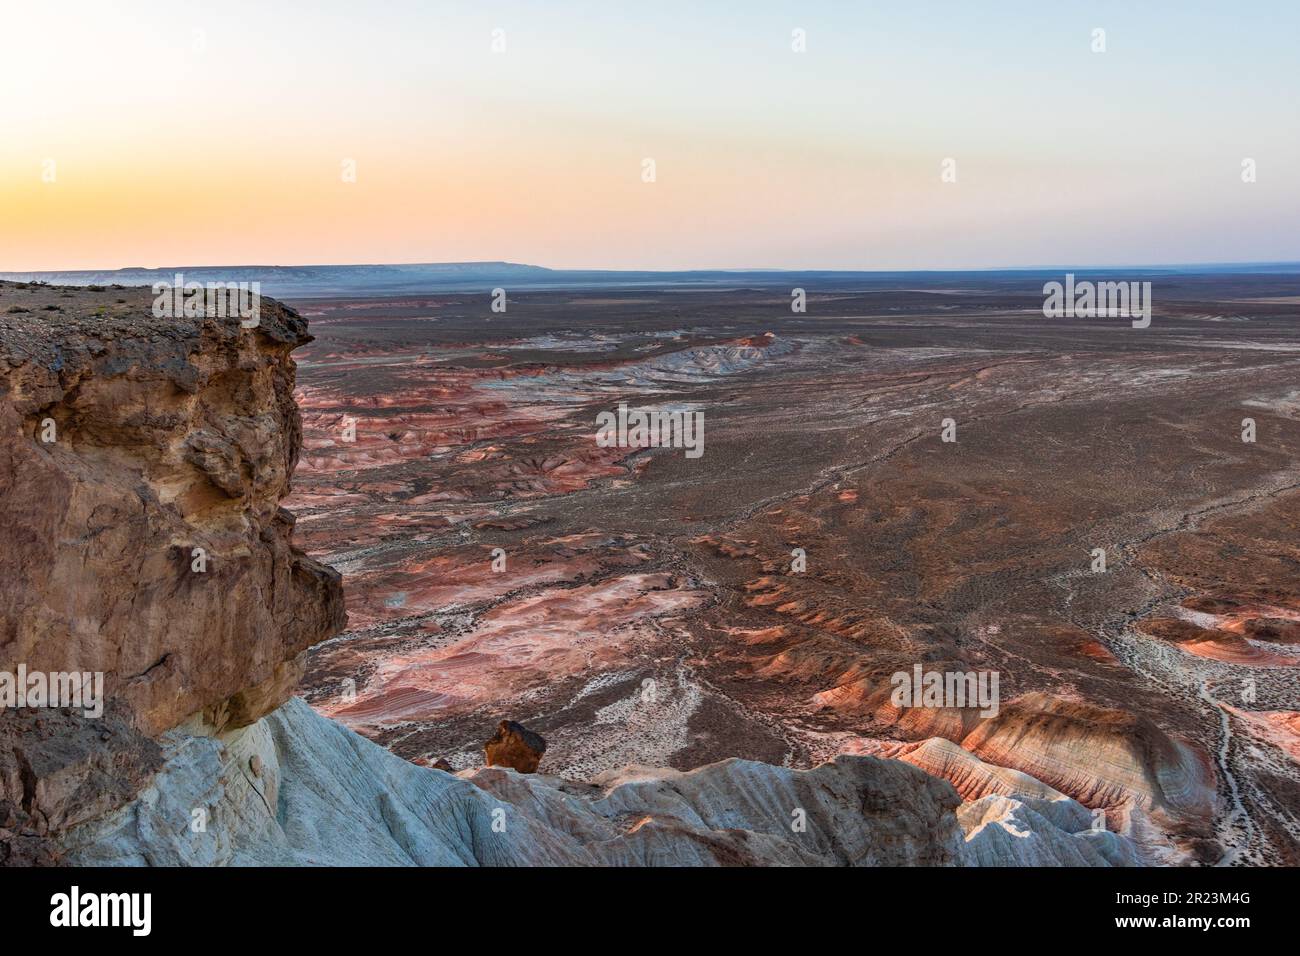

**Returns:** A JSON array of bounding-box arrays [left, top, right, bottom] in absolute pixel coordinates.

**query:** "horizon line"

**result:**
[[5, 258, 1300, 277]]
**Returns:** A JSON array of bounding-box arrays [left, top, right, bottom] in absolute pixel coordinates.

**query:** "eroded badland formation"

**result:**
[[2, 274, 1298, 865]]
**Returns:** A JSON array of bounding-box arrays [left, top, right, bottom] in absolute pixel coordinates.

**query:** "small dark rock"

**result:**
[[484, 720, 547, 774]]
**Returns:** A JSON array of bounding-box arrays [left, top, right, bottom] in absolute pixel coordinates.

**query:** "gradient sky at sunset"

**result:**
[[3, 1, 1297, 271]]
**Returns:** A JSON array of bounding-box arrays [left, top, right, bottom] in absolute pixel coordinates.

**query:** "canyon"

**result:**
[[2, 275, 1298, 866]]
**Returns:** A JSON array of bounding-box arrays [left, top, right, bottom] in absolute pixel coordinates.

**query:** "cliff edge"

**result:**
[[0, 281, 344, 862]]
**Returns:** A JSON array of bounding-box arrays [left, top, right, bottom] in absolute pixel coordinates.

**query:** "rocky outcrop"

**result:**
[[893, 736, 1069, 803], [960, 693, 1217, 827], [0, 283, 344, 736], [484, 720, 546, 773], [0, 282, 345, 861], [60, 696, 1136, 867], [958, 795, 1139, 867], [0, 707, 161, 844]]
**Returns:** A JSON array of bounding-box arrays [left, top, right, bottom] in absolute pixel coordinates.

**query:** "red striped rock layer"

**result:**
[[343, 533, 653, 630], [317, 572, 705, 728], [1139, 604, 1300, 667]]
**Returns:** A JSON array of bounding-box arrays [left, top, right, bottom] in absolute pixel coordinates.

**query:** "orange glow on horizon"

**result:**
[[3, 1, 1297, 272]]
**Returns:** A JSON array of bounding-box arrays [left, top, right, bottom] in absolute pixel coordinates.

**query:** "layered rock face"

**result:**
[[0, 282, 345, 861], [959, 694, 1217, 827], [0, 283, 344, 735]]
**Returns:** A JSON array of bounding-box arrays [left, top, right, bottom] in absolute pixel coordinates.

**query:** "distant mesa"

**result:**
[[0, 262, 556, 298]]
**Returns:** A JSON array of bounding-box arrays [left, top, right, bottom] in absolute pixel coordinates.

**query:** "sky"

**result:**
[[2, 1, 1297, 272]]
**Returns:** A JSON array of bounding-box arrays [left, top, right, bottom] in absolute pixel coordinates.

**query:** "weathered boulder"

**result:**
[[484, 720, 546, 773]]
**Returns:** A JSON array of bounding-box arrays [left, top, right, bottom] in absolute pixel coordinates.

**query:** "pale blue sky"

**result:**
[[3, 1, 1297, 269]]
